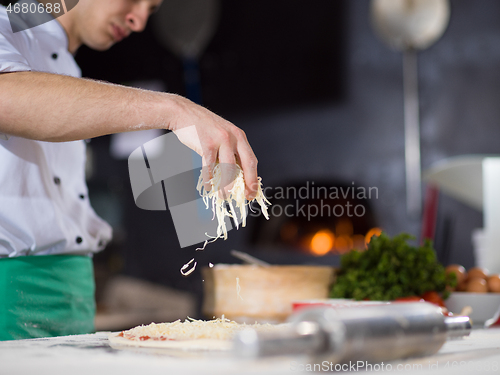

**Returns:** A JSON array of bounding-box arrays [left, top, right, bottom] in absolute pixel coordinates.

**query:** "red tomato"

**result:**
[[420, 291, 446, 308]]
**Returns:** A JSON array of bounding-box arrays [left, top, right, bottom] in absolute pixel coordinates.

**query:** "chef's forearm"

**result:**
[[0, 71, 177, 141], [0, 71, 261, 198]]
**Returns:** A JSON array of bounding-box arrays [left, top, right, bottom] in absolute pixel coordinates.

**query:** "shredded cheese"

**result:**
[[236, 277, 243, 301], [180, 258, 197, 276], [196, 163, 270, 248], [120, 317, 284, 342]]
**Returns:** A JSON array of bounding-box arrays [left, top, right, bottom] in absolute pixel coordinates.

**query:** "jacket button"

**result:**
[[54, 177, 61, 185], [79, 194, 85, 200], [52, 53, 58, 59], [76, 236, 83, 244]]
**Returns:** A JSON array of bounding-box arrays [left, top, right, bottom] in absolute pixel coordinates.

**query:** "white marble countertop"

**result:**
[[1, 329, 500, 375]]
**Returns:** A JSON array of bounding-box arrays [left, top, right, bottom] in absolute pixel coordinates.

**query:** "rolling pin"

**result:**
[[233, 302, 471, 363]]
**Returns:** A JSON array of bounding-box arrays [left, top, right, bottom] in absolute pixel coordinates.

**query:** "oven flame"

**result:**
[[308, 227, 383, 256], [310, 229, 335, 256]]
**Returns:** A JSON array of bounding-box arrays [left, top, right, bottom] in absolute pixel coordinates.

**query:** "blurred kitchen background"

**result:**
[[71, 0, 500, 328]]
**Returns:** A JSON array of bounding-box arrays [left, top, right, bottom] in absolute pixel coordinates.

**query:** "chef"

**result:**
[[0, 0, 259, 340]]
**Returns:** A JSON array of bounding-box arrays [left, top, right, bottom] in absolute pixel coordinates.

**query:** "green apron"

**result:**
[[0, 255, 95, 341]]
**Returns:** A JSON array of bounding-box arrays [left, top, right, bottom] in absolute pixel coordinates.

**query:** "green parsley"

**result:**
[[330, 233, 456, 301]]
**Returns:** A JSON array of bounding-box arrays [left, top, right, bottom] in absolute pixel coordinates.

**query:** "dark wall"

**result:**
[[75, 0, 346, 113], [237, 0, 500, 269]]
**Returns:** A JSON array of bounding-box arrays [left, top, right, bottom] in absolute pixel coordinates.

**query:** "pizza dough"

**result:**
[[108, 317, 288, 351]]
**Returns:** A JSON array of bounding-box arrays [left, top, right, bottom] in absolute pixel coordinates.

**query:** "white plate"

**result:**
[[445, 292, 500, 327]]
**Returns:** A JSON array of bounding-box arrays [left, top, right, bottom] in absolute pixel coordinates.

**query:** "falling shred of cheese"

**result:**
[[236, 277, 243, 301], [121, 317, 284, 341], [180, 258, 197, 276], [196, 163, 271, 247]]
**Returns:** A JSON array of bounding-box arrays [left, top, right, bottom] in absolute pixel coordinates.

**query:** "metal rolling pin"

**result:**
[[233, 302, 471, 363]]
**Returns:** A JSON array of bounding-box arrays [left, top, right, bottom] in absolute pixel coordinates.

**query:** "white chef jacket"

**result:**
[[0, 3, 112, 257]]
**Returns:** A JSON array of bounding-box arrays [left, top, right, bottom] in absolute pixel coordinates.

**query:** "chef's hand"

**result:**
[[168, 95, 258, 200]]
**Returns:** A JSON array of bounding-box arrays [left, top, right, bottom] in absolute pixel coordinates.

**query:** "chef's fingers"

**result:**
[[217, 143, 238, 199], [202, 151, 216, 192], [236, 137, 259, 200]]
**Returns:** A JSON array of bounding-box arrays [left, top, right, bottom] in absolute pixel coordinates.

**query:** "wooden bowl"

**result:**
[[202, 264, 335, 323]]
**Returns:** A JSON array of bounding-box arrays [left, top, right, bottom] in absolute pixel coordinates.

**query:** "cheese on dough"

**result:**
[[120, 317, 282, 341]]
